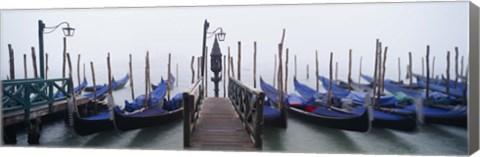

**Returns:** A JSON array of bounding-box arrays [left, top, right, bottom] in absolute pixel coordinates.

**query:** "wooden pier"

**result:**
[[189, 97, 257, 150], [183, 77, 264, 151], [3, 95, 89, 126]]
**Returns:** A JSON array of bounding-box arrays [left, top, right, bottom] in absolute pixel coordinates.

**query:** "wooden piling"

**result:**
[[223, 55, 226, 97], [228, 47, 231, 77], [409, 52, 413, 89], [335, 62, 338, 85], [23, 54, 27, 79], [66, 53, 79, 116], [381, 47, 388, 93], [63, 37, 67, 80], [432, 57, 435, 79], [168, 53, 172, 100], [46, 53, 49, 79], [144, 52, 149, 109], [277, 29, 286, 112], [348, 49, 352, 91], [230, 57, 235, 78], [328, 52, 333, 107], [31, 47, 38, 78], [8, 44, 15, 80], [90, 62, 98, 113], [176, 63, 178, 87], [446, 51, 450, 96], [425, 46, 430, 107], [205, 47, 208, 97], [421, 57, 425, 77], [398, 57, 401, 83], [315, 50, 319, 92], [237, 41, 241, 81], [253, 41, 257, 88], [197, 57, 201, 79], [108, 53, 113, 96], [372, 39, 379, 107], [462, 65, 468, 105], [285, 48, 289, 93], [461, 56, 464, 80], [295, 55, 297, 78], [376, 42, 382, 105], [273, 54, 277, 88], [306, 64, 309, 79], [77, 54, 82, 94], [191, 56, 195, 83], [455, 47, 459, 88], [129, 54, 135, 100], [359, 56, 363, 83]]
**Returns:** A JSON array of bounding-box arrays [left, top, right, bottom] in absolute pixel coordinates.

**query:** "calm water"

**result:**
[[8, 73, 467, 155]]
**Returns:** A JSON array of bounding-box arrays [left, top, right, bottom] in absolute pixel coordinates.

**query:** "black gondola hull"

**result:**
[[113, 108, 183, 131], [287, 106, 370, 132], [73, 112, 114, 136]]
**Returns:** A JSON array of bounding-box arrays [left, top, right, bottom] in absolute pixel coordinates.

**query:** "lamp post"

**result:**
[[201, 19, 226, 97], [210, 37, 222, 97], [38, 20, 75, 79]]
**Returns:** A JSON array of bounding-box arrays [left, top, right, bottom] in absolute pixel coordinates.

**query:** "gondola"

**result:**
[[73, 84, 118, 136], [56, 78, 88, 99], [151, 74, 175, 90], [414, 76, 464, 98], [258, 78, 287, 127], [114, 76, 183, 131], [261, 78, 370, 132], [84, 74, 129, 92], [297, 77, 416, 131], [362, 75, 467, 127]]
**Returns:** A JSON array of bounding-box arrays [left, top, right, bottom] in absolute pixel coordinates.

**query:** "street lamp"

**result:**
[[38, 20, 75, 79], [210, 37, 222, 97], [201, 19, 226, 97]]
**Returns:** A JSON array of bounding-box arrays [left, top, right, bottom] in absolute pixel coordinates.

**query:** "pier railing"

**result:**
[[228, 77, 264, 148], [2, 78, 72, 117], [183, 78, 204, 147]]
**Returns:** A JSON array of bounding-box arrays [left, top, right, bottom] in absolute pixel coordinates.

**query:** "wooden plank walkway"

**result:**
[[189, 97, 257, 151], [3, 95, 90, 126]]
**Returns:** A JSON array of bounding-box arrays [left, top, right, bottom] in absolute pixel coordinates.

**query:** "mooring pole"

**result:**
[[230, 56, 235, 78], [66, 53, 79, 116], [348, 49, 352, 91], [425, 46, 430, 107], [90, 62, 98, 113], [253, 41, 257, 88], [8, 44, 15, 80], [328, 52, 333, 107], [31, 47, 38, 78], [295, 55, 297, 78], [421, 57, 425, 77], [359, 56, 362, 83], [285, 48, 289, 93], [446, 51, 450, 97], [24, 54, 27, 79], [335, 62, 338, 85], [129, 54, 135, 100], [372, 39, 379, 107], [409, 52, 412, 89], [224, 55, 227, 97], [455, 47, 459, 88], [306, 64, 309, 79], [273, 54, 277, 88], [191, 56, 195, 83], [381, 47, 388, 93], [168, 53, 171, 100], [432, 57, 435, 79], [63, 37, 67, 80], [205, 47, 208, 97], [46, 53, 49, 79], [398, 57, 401, 83], [315, 50, 319, 92], [77, 54, 82, 94], [237, 41, 241, 81]]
